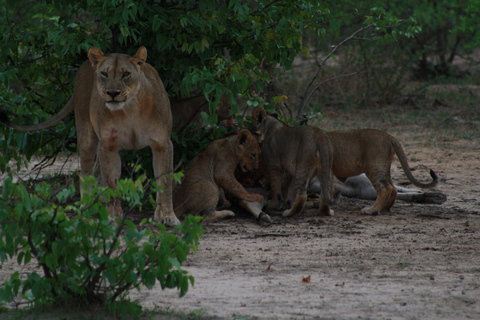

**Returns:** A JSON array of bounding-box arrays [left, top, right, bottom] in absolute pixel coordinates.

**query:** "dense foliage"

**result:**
[[323, 0, 480, 79], [0, 172, 203, 314], [0, 0, 427, 168]]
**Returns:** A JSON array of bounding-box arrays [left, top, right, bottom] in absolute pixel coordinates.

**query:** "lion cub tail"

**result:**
[[393, 140, 438, 188], [1, 98, 74, 132]]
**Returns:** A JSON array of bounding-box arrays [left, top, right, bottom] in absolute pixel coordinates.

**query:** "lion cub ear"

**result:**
[[237, 129, 252, 147], [88, 47, 105, 70], [131, 47, 147, 68], [252, 107, 267, 123], [253, 130, 264, 143]]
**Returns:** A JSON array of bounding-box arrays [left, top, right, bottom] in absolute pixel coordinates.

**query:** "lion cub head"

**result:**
[[235, 129, 261, 172], [88, 47, 147, 111]]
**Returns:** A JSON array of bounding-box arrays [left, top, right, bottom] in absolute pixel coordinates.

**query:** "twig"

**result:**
[[297, 25, 373, 119], [416, 214, 450, 220], [254, 233, 291, 238], [302, 71, 367, 113]]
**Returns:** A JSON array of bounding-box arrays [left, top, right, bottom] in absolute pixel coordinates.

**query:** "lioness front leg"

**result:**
[[152, 140, 180, 226], [98, 144, 123, 218], [77, 121, 98, 206]]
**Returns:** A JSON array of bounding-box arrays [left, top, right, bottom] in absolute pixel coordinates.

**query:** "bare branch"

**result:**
[[297, 25, 373, 118], [302, 71, 368, 112]]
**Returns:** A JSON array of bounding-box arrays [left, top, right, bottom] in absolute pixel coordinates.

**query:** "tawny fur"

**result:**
[[325, 129, 438, 214], [1, 47, 179, 225], [173, 130, 263, 221], [250, 107, 335, 217]]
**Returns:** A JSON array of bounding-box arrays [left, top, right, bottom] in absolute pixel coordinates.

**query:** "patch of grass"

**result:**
[[396, 258, 411, 269]]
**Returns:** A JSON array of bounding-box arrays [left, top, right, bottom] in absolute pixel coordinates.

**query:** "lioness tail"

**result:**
[[1, 98, 74, 132]]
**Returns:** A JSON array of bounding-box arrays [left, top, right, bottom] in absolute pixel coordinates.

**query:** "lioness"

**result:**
[[250, 107, 335, 216], [1, 47, 179, 226], [173, 129, 265, 221]]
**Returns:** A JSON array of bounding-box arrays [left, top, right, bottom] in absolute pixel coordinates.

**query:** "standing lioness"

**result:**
[[250, 107, 335, 216], [1, 47, 179, 226]]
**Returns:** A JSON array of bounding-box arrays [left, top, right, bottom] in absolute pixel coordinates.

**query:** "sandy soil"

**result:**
[[132, 103, 480, 320], [2, 99, 480, 320]]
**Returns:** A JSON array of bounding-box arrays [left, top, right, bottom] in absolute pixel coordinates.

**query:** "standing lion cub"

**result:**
[[281, 128, 440, 214], [250, 107, 336, 217], [173, 130, 264, 220], [325, 129, 438, 214]]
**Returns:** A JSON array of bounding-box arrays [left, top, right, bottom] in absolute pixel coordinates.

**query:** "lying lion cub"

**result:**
[[173, 130, 264, 220], [1, 47, 179, 225], [250, 107, 335, 216]]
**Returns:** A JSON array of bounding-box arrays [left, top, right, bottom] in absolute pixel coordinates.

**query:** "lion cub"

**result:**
[[325, 129, 438, 214], [173, 129, 263, 220], [250, 107, 335, 217]]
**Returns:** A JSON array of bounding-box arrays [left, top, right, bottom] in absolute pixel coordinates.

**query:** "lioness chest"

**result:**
[[95, 102, 162, 150]]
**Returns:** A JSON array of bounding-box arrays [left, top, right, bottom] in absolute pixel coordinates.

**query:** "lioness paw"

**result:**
[[158, 215, 181, 227]]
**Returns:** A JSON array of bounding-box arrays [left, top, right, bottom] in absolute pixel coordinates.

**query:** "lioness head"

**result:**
[[88, 47, 147, 111], [236, 129, 261, 172]]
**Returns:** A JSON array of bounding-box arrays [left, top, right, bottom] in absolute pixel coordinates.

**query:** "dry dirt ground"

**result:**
[[133, 102, 480, 320], [2, 92, 480, 320]]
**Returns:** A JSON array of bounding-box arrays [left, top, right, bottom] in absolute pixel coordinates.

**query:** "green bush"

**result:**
[[324, 0, 480, 80], [0, 173, 203, 316], [0, 0, 331, 171]]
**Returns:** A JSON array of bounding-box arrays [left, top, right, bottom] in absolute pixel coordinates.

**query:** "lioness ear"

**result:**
[[132, 47, 147, 68], [252, 107, 267, 123], [88, 47, 105, 70], [237, 129, 251, 147]]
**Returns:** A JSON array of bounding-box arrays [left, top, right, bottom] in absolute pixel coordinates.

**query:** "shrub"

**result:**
[[0, 173, 203, 316]]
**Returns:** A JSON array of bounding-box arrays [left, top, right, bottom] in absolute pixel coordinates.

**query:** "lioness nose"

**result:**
[[106, 90, 121, 98]]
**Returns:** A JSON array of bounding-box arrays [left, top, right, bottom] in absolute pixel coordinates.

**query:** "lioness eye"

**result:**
[[122, 72, 130, 79], [100, 71, 108, 78]]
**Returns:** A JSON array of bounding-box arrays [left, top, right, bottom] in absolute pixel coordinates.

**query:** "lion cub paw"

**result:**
[[282, 209, 294, 217], [320, 208, 334, 216], [361, 207, 379, 215], [208, 210, 235, 221]]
